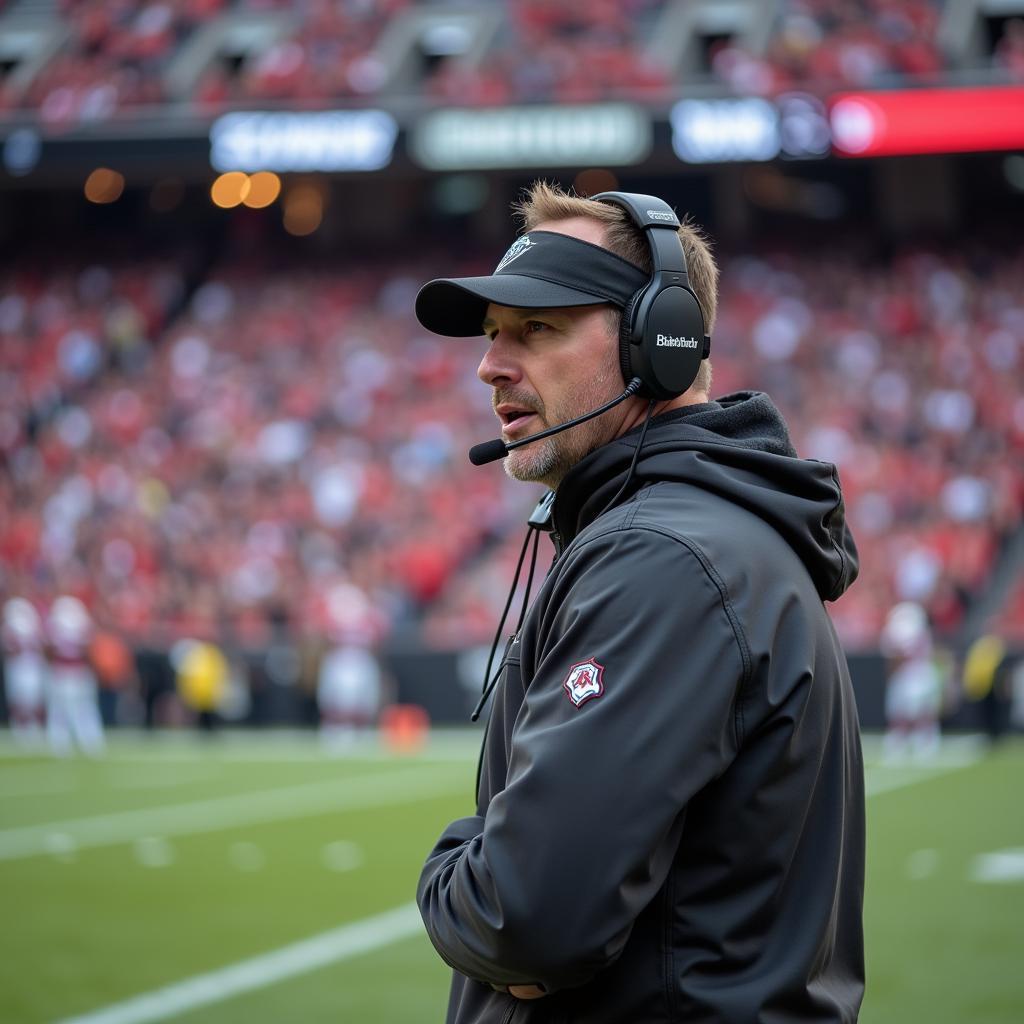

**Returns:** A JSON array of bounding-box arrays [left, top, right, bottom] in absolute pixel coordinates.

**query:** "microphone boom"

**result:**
[[468, 379, 643, 466]]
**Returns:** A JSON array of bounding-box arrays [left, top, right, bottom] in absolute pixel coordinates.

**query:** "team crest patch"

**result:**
[[495, 235, 535, 272], [563, 657, 605, 708]]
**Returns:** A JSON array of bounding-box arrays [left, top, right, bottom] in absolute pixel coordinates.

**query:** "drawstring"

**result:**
[[470, 524, 542, 722], [471, 521, 543, 801], [515, 525, 542, 635]]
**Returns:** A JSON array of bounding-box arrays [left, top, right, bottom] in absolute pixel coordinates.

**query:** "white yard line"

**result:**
[[864, 749, 983, 798], [45, 750, 985, 1024], [0, 729, 482, 763], [0, 765, 465, 863], [0, 776, 80, 799], [109, 766, 221, 791], [52, 903, 424, 1024]]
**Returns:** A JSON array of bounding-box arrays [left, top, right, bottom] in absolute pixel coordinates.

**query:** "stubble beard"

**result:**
[[502, 365, 622, 490]]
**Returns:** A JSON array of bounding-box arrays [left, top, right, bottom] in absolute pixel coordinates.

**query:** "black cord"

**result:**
[[471, 523, 542, 799], [471, 525, 537, 722], [513, 525, 541, 636], [594, 398, 657, 521]]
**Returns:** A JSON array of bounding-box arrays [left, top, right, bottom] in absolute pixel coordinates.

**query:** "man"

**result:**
[[415, 183, 865, 1023]]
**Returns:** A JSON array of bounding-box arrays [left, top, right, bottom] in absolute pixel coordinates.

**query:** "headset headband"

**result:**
[[591, 191, 710, 399]]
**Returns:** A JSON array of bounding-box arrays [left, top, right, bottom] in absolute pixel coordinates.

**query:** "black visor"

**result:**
[[415, 231, 648, 337]]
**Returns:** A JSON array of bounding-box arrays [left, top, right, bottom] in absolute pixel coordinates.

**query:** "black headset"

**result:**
[[592, 191, 711, 401]]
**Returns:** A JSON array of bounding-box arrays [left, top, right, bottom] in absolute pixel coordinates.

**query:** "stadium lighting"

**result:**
[[84, 168, 125, 204], [3, 128, 41, 177], [210, 172, 251, 209], [283, 182, 324, 236], [242, 172, 282, 209]]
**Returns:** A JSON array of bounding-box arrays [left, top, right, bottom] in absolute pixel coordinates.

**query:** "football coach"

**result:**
[[414, 182, 865, 1023]]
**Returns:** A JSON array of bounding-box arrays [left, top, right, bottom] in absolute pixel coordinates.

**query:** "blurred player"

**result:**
[[45, 595, 105, 756], [89, 627, 136, 727], [316, 583, 383, 750], [880, 600, 943, 760], [962, 631, 1014, 745], [2, 597, 48, 746], [174, 639, 229, 733]]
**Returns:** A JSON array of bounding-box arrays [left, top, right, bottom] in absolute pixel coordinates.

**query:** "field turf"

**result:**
[[1, 731, 1021, 1023]]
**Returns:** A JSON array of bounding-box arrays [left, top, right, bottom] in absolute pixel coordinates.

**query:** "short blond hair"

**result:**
[[513, 181, 717, 394]]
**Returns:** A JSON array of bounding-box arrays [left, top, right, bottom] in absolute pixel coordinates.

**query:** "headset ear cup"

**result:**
[[618, 293, 639, 385]]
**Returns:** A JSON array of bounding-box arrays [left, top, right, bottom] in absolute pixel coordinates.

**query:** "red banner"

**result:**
[[829, 86, 1024, 157]]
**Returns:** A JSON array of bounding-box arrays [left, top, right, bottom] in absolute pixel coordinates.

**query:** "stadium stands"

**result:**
[[0, 1, 1021, 729], [3, 236, 1021, 658], [2, 0, 1020, 119]]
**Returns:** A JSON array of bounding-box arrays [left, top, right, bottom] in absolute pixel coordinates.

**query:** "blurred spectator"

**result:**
[[18, 0, 227, 122], [709, 0, 945, 96], [427, 0, 671, 105], [994, 17, 1024, 79]]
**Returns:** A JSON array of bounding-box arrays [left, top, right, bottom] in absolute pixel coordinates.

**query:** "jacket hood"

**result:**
[[553, 391, 859, 602]]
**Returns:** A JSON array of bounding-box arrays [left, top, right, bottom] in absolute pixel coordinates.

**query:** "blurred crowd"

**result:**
[[2, 233, 1022, 673], [0, 251, 507, 657], [3, 0, 1024, 122]]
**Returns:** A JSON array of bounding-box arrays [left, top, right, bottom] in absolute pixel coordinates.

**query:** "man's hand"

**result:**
[[508, 985, 546, 1000]]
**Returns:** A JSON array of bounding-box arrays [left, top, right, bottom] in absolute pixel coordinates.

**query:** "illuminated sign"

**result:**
[[830, 86, 1024, 157], [210, 111, 398, 172], [411, 104, 651, 170], [671, 98, 780, 163], [777, 93, 831, 159]]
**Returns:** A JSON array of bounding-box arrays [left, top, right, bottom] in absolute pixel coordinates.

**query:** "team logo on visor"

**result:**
[[495, 235, 535, 273], [563, 657, 605, 708]]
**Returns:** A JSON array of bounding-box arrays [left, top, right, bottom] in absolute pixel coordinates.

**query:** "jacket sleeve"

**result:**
[[417, 526, 748, 992]]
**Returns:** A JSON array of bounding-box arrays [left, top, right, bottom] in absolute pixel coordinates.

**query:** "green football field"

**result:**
[[1, 731, 1021, 1023]]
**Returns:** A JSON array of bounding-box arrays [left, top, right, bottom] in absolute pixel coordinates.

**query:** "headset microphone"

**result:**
[[468, 378, 643, 466], [468, 438, 508, 467]]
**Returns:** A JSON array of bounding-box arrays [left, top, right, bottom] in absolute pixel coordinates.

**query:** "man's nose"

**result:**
[[477, 334, 522, 388]]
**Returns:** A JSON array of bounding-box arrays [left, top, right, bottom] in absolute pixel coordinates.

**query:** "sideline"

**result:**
[[53, 903, 424, 1024], [0, 764, 465, 862], [0, 728, 482, 763], [50, 753, 982, 1024], [864, 740, 983, 798]]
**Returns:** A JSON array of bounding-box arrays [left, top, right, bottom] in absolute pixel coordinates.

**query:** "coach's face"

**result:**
[[477, 218, 626, 490]]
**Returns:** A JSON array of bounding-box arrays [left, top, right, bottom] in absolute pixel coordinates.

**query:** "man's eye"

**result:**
[[526, 321, 548, 333]]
